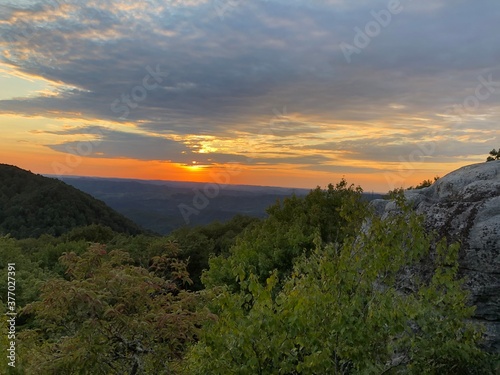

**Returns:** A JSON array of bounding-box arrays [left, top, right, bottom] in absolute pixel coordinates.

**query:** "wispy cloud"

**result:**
[[1, 0, 499, 187]]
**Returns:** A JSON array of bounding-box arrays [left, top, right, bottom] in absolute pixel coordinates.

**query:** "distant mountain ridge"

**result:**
[[57, 176, 307, 234], [0, 164, 145, 238], [57, 176, 384, 234]]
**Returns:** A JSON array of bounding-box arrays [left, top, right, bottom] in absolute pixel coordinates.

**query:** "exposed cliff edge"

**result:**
[[372, 160, 500, 353]]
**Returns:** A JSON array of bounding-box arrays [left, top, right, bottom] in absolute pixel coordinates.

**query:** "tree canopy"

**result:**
[[186, 192, 498, 374], [17, 244, 209, 374], [0, 164, 145, 238], [1, 179, 498, 374], [202, 180, 367, 291], [486, 148, 500, 162]]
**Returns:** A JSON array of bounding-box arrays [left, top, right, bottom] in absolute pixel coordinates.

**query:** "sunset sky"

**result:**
[[0, 0, 499, 192]]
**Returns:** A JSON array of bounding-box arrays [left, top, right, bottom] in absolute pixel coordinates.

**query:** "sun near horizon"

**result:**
[[0, 1, 497, 194]]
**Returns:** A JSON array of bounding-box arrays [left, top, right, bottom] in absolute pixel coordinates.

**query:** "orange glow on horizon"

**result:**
[[0, 144, 476, 193], [0, 115, 486, 193]]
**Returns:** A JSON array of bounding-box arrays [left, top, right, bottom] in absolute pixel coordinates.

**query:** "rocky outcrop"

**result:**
[[372, 160, 500, 353]]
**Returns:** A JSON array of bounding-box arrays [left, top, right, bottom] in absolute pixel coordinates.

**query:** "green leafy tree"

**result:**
[[0, 237, 54, 307], [202, 180, 368, 290], [185, 193, 497, 374], [0, 236, 54, 374], [18, 245, 208, 374], [486, 148, 500, 161], [64, 224, 117, 243], [169, 215, 260, 290]]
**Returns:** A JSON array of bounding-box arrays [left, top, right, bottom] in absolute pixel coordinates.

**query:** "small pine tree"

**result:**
[[486, 148, 499, 161], [406, 176, 440, 190]]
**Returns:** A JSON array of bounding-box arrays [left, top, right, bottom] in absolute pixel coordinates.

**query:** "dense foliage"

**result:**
[[169, 215, 260, 290], [0, 164, 145, 238], [186, 192, 497, 374], [19, 245, 208, 374], [202, 180, 367, 290], [0, 178, 498, 374]]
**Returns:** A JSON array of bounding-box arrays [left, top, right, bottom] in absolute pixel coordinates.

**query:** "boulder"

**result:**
[[372, 160, 500, 352]]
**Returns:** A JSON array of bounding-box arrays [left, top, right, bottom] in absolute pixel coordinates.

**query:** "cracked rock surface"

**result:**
[[372, 160, 500, 353]]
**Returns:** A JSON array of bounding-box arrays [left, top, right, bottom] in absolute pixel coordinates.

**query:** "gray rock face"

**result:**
[[372, 161, 500, 352]]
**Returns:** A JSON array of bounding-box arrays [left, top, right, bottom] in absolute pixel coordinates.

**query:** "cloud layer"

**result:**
[[1, 0, 499, 183]]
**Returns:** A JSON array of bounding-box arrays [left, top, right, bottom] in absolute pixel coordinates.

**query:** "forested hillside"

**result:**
[[0, 173, 498, 374], [0, 164, 145, 238]]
